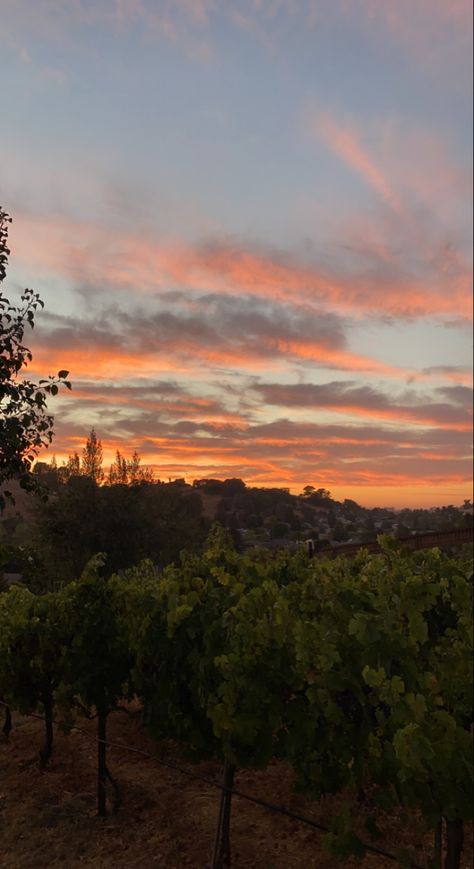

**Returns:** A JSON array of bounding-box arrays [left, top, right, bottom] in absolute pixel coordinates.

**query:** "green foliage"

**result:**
[[34, 474, 102, 586], [0, 534, 471, 862], [31, 471, 210, 588], [324, 805, 366, 860], [0, 583, 67, 717], [0, 206, 71, 511], [59, 555, 132, 717], [0, 539, 49, 593], [284, 541, 473, 843]]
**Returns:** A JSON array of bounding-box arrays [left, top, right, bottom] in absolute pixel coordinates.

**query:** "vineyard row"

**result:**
[[0, 530, 472, 868]]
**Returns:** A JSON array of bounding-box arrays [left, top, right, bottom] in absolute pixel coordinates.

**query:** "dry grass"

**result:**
[[0, 712, 472, 869]]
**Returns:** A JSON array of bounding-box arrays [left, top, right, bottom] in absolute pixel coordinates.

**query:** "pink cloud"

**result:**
[[11, 211, 473, 322], [3, 0, 471, 72], [311, 111, 472, 319], [313, 112, 472, 219], [316, 114, 400, 212], [26, 325, 407, 380], [343, 0, 472, 69]]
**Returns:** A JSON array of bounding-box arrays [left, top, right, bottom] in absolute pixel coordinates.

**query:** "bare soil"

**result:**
[[0, 711, 472, 869]]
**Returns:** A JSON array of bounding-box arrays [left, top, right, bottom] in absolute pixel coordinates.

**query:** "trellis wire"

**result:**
[[0, 701, 426, 868]]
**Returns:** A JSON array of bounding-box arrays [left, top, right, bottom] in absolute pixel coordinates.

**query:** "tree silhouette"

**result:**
[[0, 205, 71, 510], [108, 448, 153, 485], [81, 429, 104, 483]]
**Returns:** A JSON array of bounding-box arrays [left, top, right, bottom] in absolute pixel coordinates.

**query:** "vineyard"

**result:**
[[0, 530, 472, 868]]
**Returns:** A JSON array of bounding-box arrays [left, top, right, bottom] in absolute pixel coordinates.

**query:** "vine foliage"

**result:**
[[0, 535, 472, 868]]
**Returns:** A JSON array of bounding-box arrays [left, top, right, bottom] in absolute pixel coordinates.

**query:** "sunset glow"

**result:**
[[2, 0, 472, 507]]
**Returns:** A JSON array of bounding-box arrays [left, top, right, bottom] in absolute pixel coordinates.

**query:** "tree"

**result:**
[[0, 206, 71, 510], [108, 450, 128, 485], [81, 428, 104, 483], [34, 473, 209, 586], [302, 486, 332, 503], [127, 450, 154, 484], [64, 451, 81, 478], [108, 449, 154, 485], [34, 474, 101, 586], [332, 520, 349, 542]]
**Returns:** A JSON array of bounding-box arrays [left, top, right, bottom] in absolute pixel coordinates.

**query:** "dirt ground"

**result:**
[[0, 711, 472, 869]]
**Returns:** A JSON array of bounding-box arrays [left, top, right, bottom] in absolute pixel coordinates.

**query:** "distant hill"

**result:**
[[1, 474, 471, 573]]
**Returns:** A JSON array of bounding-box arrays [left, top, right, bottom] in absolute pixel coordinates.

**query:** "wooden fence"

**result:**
[[312, 526, 473, 559]]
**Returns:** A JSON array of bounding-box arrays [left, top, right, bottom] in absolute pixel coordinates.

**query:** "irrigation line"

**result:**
[[0, 701, 426, 868]]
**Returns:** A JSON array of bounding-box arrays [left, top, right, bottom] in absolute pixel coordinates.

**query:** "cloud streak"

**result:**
[[3, 0, 471, 70], [48, 412, 472, 499], [26, 298, 438, 383], [253, 381, 473, 431], [317, 115, 400, 212], [12, 211, 473, 322]]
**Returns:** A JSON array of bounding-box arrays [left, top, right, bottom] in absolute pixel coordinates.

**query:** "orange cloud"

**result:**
[[11, 211, 473, 322], [43, 425, 471, 508], [27, 334, 419, 382], [46, 410, 472, 494], [420, 367, 473, 386], [274, 341, 407, 377], [27, 348, 182, 379], [46, 434, 472, 506], [26, 315, 418, 380], [331, 405, 471, 432]]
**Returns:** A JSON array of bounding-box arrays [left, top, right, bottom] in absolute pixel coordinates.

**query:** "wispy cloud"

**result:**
[[48, 412, 472, 498], [3, 0, 471, 71], [348, 0, 473, 64], [11, 211, 473, 322], [27, 299, 408, 379], [316, 114, 400, 212], [253, 381, 473, 430], [421, 366, 473, 385], [310, 111, 472, 325]]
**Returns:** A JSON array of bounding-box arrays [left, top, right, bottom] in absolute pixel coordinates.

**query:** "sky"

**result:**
[[2, 0, 473, 508]]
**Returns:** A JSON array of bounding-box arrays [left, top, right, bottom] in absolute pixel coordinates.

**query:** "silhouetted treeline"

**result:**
[[1, 461, 471, 593], [3, 475, 208, 590]]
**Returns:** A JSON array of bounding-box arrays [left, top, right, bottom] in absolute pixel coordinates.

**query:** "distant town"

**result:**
[[185, 478, 474, 552]]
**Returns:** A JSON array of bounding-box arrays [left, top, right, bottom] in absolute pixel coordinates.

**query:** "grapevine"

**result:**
[[0, 535, 471, 867]]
